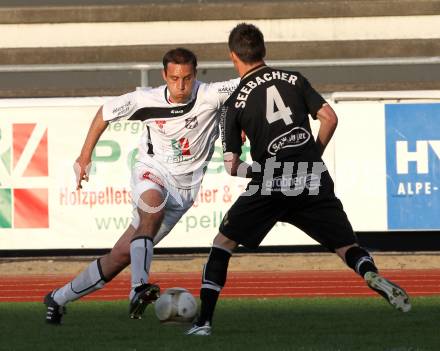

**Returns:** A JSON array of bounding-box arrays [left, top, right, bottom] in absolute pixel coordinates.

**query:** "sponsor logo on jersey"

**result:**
[[219, 106, 228, 152], [385, 103, 440, 229], [185, 116, 198, 129], [218, 86, 236, 94], [0, 123, 49, 228], [112, 100, 133, 117], [267, 127, 310, 155], [155, 120, 166, 133], [171, 138, 191, 156], [167, 138, 194, 163], [171, 109, 184, 114]]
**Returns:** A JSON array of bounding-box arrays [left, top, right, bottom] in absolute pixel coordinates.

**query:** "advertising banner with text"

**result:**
[[1, 97, 438, 250], [332, 100, 440, 232]]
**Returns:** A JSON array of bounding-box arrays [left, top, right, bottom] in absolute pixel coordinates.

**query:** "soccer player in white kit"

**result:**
[[44, 48, 239, 324]]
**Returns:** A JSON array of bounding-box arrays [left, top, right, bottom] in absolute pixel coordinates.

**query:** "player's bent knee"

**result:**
[[213, 232, 237, 252], [136, 188, 166, 215], [335, 243, 358, 260]]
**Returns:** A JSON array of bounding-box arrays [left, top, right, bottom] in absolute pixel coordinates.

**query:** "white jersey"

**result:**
[[102, 79, 239, 189]]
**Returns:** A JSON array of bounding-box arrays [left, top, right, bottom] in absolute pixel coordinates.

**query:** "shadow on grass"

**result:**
[[0, 297, 438, 351]]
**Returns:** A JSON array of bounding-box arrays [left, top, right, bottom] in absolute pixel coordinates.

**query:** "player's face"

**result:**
[[162, 63, 196, 103]]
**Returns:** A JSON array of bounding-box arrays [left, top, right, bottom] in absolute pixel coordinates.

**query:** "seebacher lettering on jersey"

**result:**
[[235, 71, 298, 108]]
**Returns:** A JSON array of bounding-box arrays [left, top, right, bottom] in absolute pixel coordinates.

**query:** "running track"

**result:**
[[1, 270, 439, 302]]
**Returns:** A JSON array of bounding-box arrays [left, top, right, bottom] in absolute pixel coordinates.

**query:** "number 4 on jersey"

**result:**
[[266, 85, 293, 125]]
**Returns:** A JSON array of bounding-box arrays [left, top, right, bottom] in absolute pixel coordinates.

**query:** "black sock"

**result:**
[[345, 246, 378, 278], [197, 246, 231, 326], [198, 288, 220, 326]]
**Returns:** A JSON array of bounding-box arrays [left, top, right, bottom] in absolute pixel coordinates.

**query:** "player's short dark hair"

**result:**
[[162, 48, 197, 72], [228, 23, 266, 63]]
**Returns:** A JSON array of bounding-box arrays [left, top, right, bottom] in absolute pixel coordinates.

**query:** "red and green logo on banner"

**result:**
[[0, 123, 49, 228]]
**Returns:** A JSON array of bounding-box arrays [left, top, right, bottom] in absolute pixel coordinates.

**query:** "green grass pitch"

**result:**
[[1, 297, 439, 351]]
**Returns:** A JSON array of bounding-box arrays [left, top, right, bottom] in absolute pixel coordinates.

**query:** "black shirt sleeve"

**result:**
[[300, 74, 326, 119], [220, 104, 243, 156]]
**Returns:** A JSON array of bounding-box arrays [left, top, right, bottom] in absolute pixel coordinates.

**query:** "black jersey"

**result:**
[[221, 65, 326, 173]]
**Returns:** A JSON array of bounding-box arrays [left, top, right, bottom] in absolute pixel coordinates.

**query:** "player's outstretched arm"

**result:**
[[315, 103, 338, 156], [74, 106, 109, 189]]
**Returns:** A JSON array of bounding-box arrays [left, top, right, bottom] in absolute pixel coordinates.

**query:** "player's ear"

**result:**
[[229, 51, 238, 63]]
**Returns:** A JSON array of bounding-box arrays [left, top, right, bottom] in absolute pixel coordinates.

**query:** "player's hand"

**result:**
[[241, 130, 247, 145], [74, 156, 92, 190]]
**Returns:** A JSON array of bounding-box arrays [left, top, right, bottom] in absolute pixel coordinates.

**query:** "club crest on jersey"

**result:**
[[267, 127, 310, 155], [155, 120, 166, 133], [185, 116, 198, 129]]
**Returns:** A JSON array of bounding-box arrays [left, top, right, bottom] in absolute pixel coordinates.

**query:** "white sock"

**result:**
[[129, 236, 153, 298], [53, 259, 106, 306]]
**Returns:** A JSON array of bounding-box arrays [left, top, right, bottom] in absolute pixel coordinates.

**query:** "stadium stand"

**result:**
[[0, 0, 439, 97]]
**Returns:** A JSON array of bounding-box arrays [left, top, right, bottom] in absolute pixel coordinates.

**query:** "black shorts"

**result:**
[[219, 172, 356, 251]]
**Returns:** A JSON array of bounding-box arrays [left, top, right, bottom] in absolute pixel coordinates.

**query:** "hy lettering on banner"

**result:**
[[0, 123, 49, 228], [385, 103, 440, 229]]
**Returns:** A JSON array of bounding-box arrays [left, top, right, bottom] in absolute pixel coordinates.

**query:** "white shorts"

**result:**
[[130, 162, 199, 245]]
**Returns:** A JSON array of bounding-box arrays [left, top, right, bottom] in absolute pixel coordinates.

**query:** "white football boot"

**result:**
[[186, 322, 212, 336], [364, 272, 411, 312]]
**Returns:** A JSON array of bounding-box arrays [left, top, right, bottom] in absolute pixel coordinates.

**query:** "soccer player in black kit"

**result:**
[[186, 23, 411, 336]]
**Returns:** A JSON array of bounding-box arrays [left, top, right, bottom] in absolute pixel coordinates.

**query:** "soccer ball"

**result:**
[[154, 287, 198, 324]]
